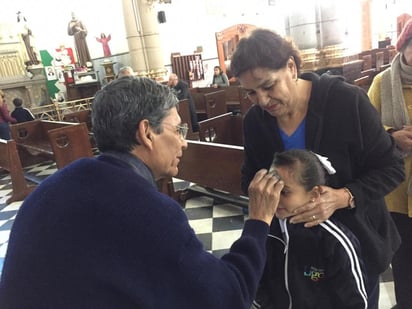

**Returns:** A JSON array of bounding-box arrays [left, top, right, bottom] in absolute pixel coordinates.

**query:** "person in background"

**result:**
[[11, 98, 35, 123], [117, 66, 134, 78], [0, 76, 284, 308], [367, 18, 412, 309], [168, 73, 199, 132], [252, 149, 367, 309], [0, 90, 17, 140], [211, 65, 230, 88], [230, 28, 404, 309]]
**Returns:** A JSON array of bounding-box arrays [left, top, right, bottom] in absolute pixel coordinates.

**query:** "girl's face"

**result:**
[[214, 68, 220, 75], [274, 166, 317, 220]]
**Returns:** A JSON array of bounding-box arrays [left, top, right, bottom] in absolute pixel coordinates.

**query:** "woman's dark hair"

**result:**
[[272, 149, 327, 192], [230, 28, 302, 77]]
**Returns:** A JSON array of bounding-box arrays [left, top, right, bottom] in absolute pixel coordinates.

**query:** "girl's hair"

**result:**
[[272, 149, 327, 191]]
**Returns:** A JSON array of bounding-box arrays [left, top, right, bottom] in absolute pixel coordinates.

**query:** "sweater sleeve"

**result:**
[[0, 103, 16, 123], [175, 218, 270, 309]]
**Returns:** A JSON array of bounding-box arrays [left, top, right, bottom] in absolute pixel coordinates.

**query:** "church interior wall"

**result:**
[[0, 0, 412, 106]]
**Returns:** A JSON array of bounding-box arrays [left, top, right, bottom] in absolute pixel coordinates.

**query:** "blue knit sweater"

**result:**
[[0, 154, 269, 308]]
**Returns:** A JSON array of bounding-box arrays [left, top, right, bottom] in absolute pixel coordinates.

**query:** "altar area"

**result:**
[[0, 22, 49, 110]]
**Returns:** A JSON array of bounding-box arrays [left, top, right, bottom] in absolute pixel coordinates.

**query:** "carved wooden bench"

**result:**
[[62, 109, 96, 149], [190, 86, 253, 115], [10, 120, 93, 169], [47, 122, 94, 169], [191, 90, 227, 120], [62, 109, 92, 131], [198, 112, 243, 146], [178, 99, 199, 140], [0, 139, 36, 204], [160, 140, 248, 207]]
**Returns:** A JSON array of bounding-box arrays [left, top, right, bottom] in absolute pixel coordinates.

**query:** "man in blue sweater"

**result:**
[[0, 77, 284, 308]]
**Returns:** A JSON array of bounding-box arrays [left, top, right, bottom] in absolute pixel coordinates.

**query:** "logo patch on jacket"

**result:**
[[303, 266, 325, 282]]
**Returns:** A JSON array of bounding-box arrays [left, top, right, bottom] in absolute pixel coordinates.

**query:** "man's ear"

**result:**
[[136, 119, 154, 150]]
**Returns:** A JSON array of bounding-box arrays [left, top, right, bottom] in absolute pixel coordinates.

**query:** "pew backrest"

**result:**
[[177, 140, 244, 197], [204, 90, 227, 118], [62, 109, 92, 131], [10, 120, 72, 155], [0, 139, 36, 204], [178, 99, 198, 140], [47, 122, 94, 169], [10, 120, 93, 168], [198, 112, 243, 146]]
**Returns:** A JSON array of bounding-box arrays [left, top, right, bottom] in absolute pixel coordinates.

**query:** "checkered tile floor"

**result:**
[[0, 160, 396, 307]]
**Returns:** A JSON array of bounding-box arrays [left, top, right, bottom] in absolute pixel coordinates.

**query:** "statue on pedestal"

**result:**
[[67, 12, 91, 68], [17, 11, 40, 66], [96, 33, 112, 58]]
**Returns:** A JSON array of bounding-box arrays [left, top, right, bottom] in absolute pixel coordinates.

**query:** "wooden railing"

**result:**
[[30, 97, 94, 121]]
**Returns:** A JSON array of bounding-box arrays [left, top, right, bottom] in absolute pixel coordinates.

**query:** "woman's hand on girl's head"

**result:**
[[289, 186, 344, 228]]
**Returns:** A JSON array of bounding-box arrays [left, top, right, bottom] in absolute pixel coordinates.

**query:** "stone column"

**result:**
[[122, 0, 167, 79]]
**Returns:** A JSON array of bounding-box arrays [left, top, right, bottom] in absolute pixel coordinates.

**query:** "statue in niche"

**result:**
[[95, 33, 112, 58], [67, 12, 91, 67], [16, 11, 40, 66]]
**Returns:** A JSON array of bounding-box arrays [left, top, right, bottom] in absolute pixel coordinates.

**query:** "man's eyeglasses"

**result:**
[[162, 123, 188, 139]]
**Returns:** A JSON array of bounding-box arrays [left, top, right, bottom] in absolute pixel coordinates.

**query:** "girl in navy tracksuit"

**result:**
[[252, 149, 368, 309]]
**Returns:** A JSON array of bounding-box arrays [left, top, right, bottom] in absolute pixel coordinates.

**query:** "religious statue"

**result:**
[[96, 33, 112, 58], [17, 11, 40, 66], [67, 12, 91, 67]]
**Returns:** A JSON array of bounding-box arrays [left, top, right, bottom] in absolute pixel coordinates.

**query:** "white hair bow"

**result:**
[[312, 152, 336, 175]]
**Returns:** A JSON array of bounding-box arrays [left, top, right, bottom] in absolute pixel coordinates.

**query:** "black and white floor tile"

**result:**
[[0, 160, 396, 307]]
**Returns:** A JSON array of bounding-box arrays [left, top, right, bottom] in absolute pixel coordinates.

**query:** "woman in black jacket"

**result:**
[[230, 28, 404, 309]]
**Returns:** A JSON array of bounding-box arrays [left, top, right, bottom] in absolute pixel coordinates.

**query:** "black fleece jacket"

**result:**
[[241, 72, 404, 276]]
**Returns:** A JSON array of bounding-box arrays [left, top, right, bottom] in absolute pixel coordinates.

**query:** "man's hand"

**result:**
[[248, 169, 284, 225]]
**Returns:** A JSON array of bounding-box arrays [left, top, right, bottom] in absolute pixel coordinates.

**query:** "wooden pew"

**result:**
[[0, 139, 36, 204], [191, 86, 253, 115], [47, 123, 94, 169], [224, 86, 243, 113], [62, 109, 96, 149], [204, 90, 227, 118], [178, 99, 199, 140], [354, 75, 372, 93], [198, 112, 243, 146], [62, 109, 92, 131], [342, 59, 364, 84], [162, 140, 247, 207], [191, 92, 207, 121], [10, 120, 93, 169], [191, 90, 227, 120]]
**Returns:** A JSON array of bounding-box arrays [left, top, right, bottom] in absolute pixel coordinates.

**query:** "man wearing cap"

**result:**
[[368, 17, 412, 309]]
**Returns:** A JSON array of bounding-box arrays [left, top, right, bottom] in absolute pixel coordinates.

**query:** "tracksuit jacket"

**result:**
[[252, 218, 368, 309]]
